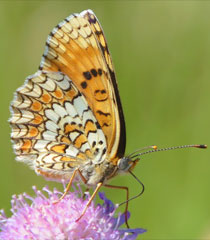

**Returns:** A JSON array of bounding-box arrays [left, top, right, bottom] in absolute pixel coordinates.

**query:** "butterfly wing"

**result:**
[[39, 9, 126, 162], [10, 10, 126, 181], [10, 71, 107, 181]]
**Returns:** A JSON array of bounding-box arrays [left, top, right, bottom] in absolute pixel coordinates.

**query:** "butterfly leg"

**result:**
[[53, 169, 79, 203], [76, 182, 103, 222], [77, 169, 89, 199], [77, 169, 88, 184], [104, 184, 130, 228]]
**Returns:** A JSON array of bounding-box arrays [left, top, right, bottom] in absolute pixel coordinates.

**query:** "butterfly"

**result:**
[[9, 9, 135, 226], [9, 9, 206, 227]]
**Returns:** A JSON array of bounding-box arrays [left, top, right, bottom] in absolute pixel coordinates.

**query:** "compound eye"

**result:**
[[117, 157, 131, 171]]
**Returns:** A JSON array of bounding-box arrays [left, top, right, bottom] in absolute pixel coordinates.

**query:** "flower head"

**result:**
[[0, 185, 146, 240]]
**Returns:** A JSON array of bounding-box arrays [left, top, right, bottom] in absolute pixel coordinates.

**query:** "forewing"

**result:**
[[39, 9, 126, 162]]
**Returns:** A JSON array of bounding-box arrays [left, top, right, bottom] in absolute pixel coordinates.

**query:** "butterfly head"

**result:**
[[117, 156, 139, 173]]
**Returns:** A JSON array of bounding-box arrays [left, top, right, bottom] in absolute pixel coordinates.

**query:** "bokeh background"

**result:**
[[1, 1, 210, 239]]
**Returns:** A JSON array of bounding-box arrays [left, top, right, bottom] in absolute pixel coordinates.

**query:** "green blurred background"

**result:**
[[1, 1, 210, 239]]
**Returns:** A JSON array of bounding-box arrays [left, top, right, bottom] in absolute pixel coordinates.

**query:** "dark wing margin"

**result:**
[[84, 10, 126, 158]]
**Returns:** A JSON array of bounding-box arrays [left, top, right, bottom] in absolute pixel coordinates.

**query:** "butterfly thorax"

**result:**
[[79, 158, 117, 186]]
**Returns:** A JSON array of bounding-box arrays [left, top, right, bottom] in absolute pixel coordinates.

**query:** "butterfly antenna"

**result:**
[[127, 145, 157, 158], [131, 144, 207, 159], [119, 170, 144, 207]]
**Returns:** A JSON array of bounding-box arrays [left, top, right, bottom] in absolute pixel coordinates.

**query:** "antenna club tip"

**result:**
[[194, 144, 207, 149], [152, 145, 158, 150]]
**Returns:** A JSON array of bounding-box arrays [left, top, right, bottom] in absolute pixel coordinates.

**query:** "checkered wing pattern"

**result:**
[[10, 10, 126, 181]]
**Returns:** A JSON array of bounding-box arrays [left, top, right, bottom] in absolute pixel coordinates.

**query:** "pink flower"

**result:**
[[0, 185, 146, 240]]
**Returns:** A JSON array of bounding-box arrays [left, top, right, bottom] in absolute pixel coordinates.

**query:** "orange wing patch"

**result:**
[[20, 139, 32, 153], [51, 144, 66, 154], [31, 100, 42, 112]]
